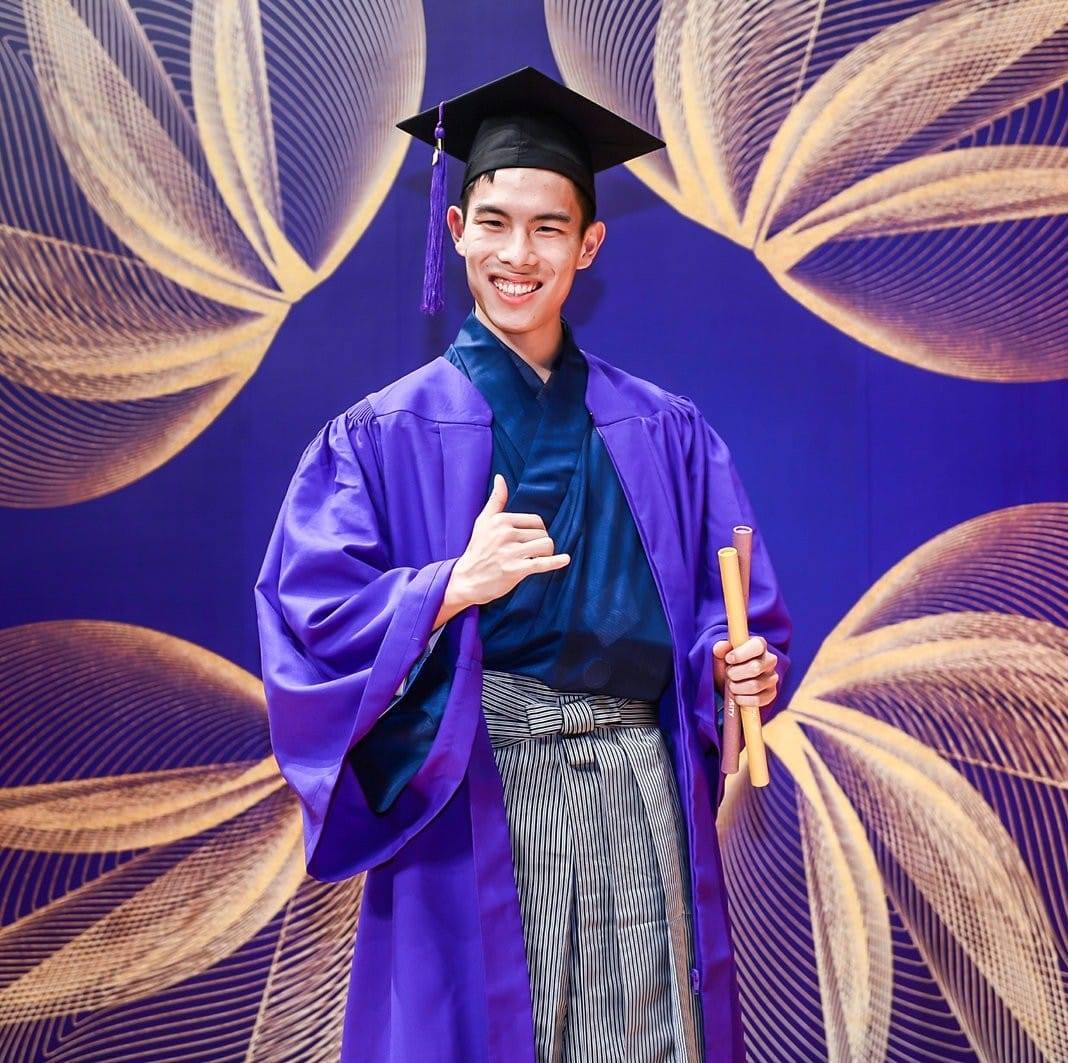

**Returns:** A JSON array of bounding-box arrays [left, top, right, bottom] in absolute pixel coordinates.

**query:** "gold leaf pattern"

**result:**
[[546, 0, 1068, 381], [0, 510, 1065, 1059], [0, 621, 361, 1060], [719, 504, 1068, 1062], [0, 0, 426, 506]]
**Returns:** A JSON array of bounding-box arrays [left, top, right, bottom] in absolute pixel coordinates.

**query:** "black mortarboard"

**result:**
[[396, 66, 665, 314]]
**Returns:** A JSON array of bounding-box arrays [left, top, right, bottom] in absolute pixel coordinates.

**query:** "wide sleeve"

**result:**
[[681, 400, 793, 752], [253, 400, 479, 881], [391, 625, 445, 699]]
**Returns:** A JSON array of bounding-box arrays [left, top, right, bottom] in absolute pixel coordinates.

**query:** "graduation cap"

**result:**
[[396, 66, 665, 314]]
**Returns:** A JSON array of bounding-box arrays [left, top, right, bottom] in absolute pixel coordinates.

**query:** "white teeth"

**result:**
[[493, 278, 539, 296]]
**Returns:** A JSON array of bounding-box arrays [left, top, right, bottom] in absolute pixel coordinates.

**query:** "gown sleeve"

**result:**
[[391, 626, 445, 698], [253, 400, 478, 881], [680, 399, 793, 752]]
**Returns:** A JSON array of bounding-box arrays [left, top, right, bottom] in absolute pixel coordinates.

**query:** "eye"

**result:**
[[537, 226, 562, 234], [479, 219, 503, 229]]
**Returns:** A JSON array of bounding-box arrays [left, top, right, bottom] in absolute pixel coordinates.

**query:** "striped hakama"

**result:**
[[481, 668, 704, 1062]]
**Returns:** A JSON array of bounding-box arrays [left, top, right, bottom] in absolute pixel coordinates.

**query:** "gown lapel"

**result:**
[[580, 353, 688, 627]]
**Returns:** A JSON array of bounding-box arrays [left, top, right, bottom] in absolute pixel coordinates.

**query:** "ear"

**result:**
[[446, 204, 467, 255], [576, 219, 606, 271]]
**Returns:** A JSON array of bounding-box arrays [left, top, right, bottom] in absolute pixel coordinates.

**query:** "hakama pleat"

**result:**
[[481, 668, 704, 1062]]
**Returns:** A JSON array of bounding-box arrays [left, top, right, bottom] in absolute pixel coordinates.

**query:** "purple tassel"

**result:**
[[420, 101, 447, 314]]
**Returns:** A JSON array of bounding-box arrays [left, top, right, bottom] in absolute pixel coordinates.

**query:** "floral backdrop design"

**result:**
[[0, 620, 362, 1060], [0, 0, 425, 507], [0, 505, 1063, 1060], [546, 0, 1068, 382], [0, 1, 1064, 1061], [721, 502, 1067, 1062]]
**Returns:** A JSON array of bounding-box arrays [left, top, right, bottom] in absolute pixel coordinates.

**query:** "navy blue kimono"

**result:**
[[351, 310, 679, 810]]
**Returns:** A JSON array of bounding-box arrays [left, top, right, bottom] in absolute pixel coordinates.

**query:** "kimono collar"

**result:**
[[450, 309, 579, 398], [428, 309, 636, 428], [447, 309, 589, 529]]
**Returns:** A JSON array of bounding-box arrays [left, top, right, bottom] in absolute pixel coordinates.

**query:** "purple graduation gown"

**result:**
[[254, 336, 792, 1062]]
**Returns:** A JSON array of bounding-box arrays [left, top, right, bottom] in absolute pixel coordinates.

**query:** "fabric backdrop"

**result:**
[[0, 1, 1064, 1059]]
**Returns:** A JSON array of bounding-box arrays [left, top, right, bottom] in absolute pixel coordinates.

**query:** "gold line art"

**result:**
[[546, 0, 1068, 382], [1, 508, 1064, 1058], [719, 503, 1068, 1062], [0, 620, 362, 1061], [0, 0, 427, 507]]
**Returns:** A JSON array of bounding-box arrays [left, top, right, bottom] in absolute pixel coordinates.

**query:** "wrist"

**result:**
[[445, 577, 471, 611], [431, 565, 470, 633], [433, 559, 480, 628], [444, 558, 477, 611]]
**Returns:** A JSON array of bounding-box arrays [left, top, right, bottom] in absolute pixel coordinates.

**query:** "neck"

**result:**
[[474, 303, 562, 382]]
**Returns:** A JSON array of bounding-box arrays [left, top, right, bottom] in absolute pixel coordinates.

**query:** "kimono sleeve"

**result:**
[[681, 400, 793, 751], [253, 400, 478, 881]]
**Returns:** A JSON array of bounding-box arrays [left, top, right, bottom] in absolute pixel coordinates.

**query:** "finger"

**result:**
[[712, 641, 728, 688], [730, 684, 778, 707], [481, 473, 508, 515], [522, 553, 571, 574], [500, 511, 548, 531], [725, 635, 766, 665], [726, 653, 776, 682], [732, 693, 764, 708], [728, 675, 777, 696], [508, 525, 550, 544], [513, 535, 555, 558]]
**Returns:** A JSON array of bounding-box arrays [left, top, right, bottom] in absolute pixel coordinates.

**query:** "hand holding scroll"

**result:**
[[714, 544, 779, 787], [711, 636, 780, 714]]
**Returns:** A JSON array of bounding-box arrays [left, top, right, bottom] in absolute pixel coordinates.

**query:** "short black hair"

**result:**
[[459, 170, 596, 232]]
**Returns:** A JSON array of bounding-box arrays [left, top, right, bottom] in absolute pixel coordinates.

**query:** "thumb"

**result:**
[[481, 473, 508, 515], [712, 639, 730, 689]]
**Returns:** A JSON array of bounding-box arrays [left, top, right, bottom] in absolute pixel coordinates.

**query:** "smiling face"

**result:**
[[445, 167, 606, 352]]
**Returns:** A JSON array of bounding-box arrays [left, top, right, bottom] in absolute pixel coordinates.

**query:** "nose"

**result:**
[[497, 226, 536, 269]]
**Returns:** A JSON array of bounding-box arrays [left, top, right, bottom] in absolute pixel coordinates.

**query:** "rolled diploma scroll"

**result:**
[[717, 545, 770, 788], [720, 526, 752, 774]]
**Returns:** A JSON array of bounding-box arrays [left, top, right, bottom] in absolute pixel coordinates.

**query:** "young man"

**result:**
[[255, 68, 791, 1063]]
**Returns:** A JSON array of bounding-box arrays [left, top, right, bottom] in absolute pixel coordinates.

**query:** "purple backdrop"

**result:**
[[2, 0, 1063, 700]]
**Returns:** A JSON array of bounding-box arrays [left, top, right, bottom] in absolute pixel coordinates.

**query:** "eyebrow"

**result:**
[[472, 204, 573, 224]]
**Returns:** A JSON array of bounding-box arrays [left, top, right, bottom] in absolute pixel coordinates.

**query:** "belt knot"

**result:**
[[526, 694, 620, 739], [480, 669, 659, 752]]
